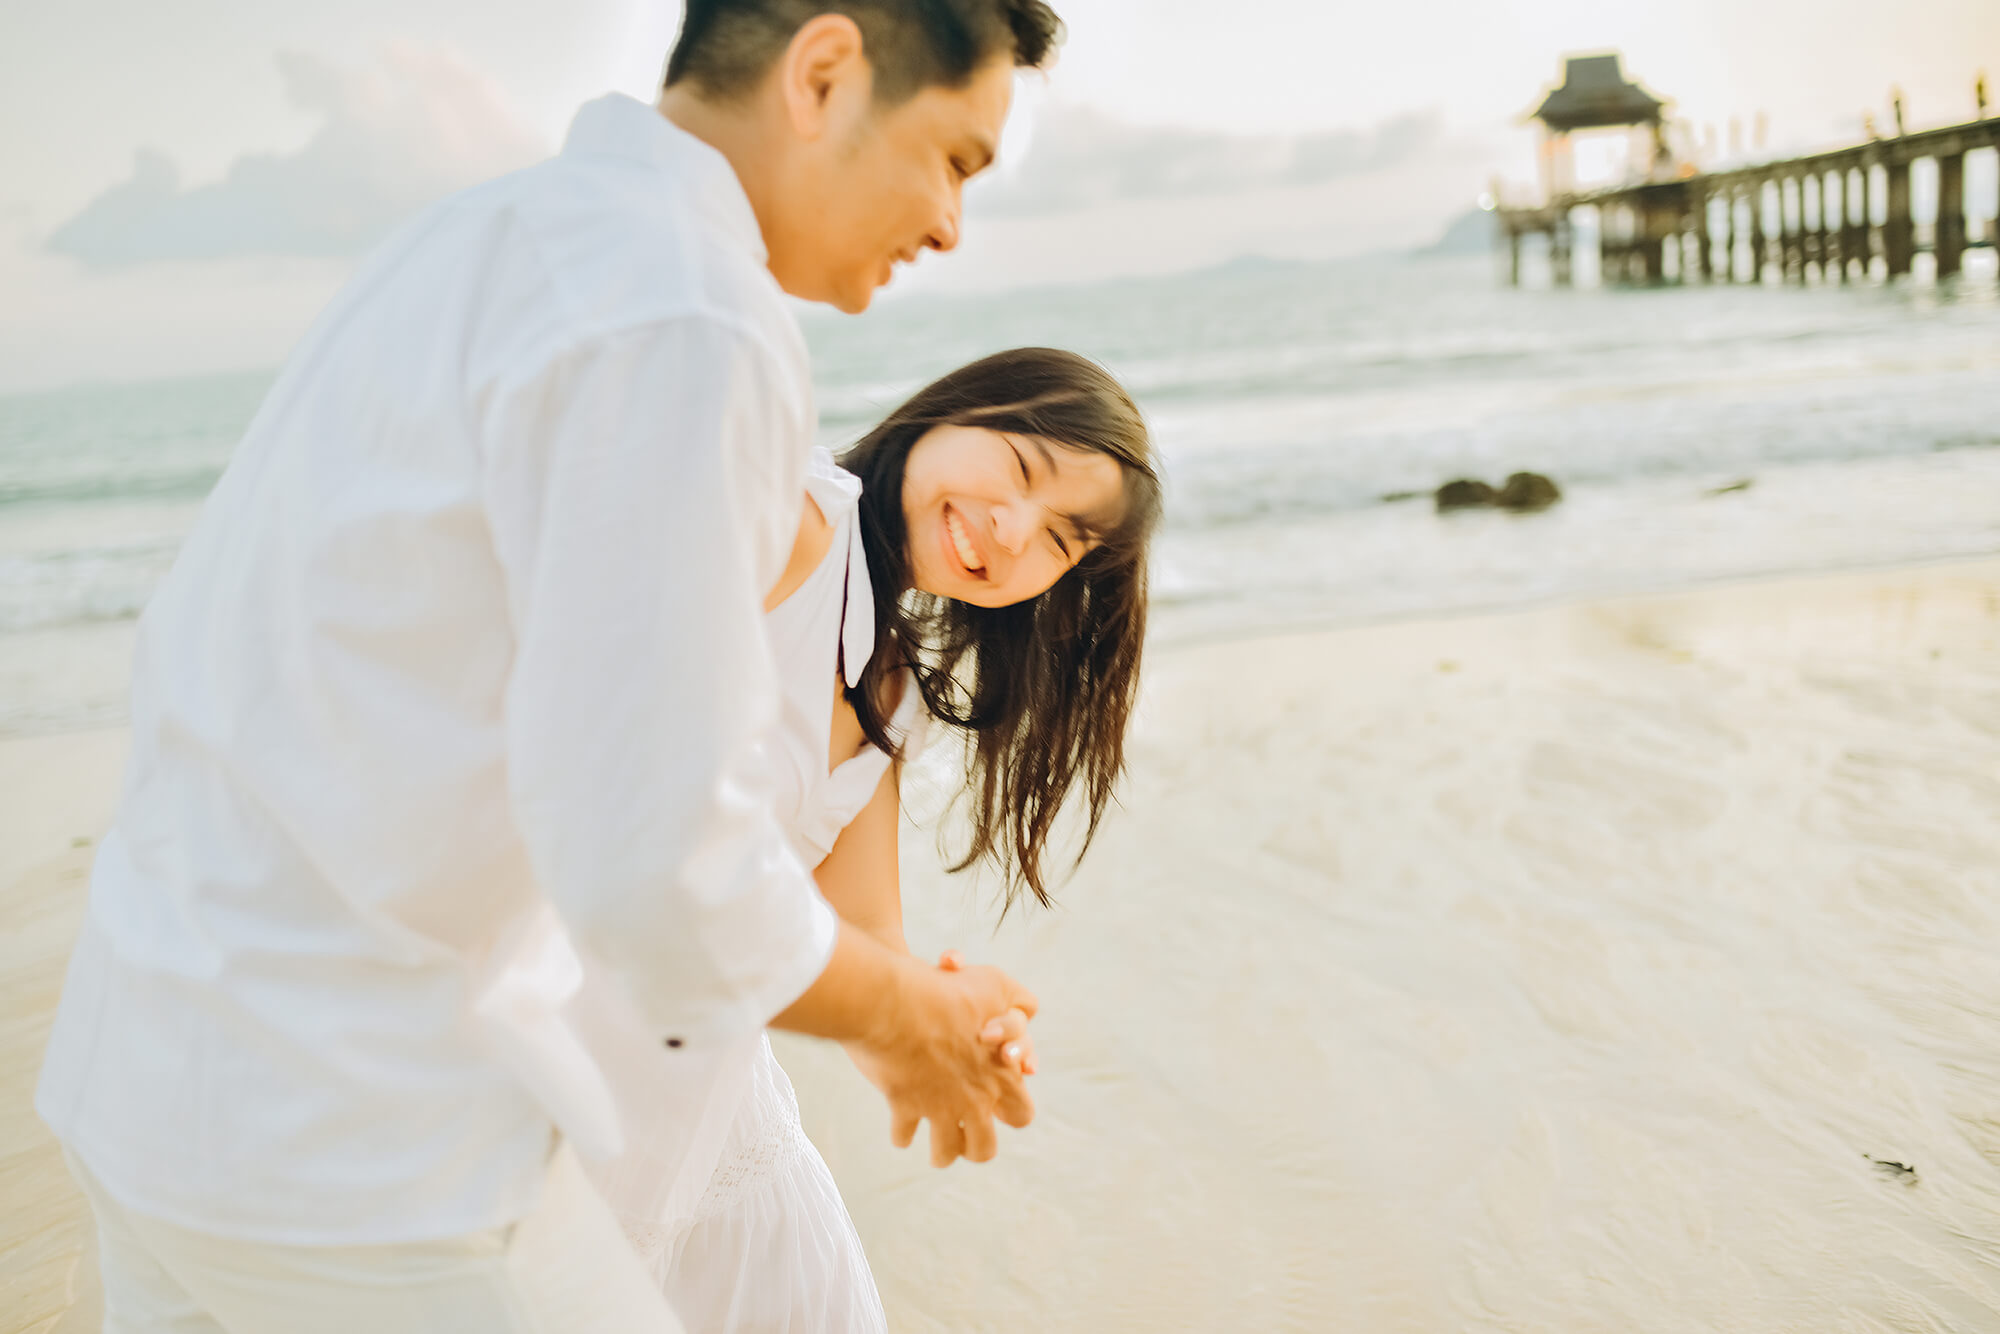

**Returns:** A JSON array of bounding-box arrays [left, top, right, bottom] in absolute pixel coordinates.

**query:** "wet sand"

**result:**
[[7, 561, 2000, 1332]]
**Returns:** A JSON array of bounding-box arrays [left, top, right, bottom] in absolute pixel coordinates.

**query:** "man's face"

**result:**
[[772, 58, 1015, 312]]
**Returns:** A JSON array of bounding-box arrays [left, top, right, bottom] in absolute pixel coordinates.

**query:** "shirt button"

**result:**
[[664, 1038, 684, 1049]]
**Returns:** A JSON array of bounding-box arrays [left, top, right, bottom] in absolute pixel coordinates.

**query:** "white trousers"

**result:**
[[65, 1143, 687, 1334]]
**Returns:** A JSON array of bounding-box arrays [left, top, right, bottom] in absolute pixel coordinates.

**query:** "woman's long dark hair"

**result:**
[[838, 348, 1161, 911]]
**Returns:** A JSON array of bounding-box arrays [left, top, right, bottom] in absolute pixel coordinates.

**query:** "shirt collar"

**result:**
[[561, 93, 769, 266]]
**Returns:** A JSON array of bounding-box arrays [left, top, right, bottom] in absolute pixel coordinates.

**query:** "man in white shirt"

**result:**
[[37, 3, 1064, 1329]]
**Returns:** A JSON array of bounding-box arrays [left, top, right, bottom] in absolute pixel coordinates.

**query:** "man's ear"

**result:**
[[777, 13, 872, 140]]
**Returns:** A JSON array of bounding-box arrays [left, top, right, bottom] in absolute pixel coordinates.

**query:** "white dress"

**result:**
[[591, 448, 923, 1332]]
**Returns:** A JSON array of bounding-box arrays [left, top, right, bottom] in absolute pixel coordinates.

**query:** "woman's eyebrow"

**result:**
[[1026, 435, 1073, 479]]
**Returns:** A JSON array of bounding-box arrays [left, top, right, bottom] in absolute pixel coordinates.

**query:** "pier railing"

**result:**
[[1497, 117, 2000, 286]]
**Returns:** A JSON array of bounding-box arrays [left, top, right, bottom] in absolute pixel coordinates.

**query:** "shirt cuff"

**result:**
[[670, 889, 840, 1047]]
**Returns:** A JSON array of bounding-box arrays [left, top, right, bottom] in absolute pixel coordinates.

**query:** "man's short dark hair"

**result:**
[[664, 1, 1062, 105]]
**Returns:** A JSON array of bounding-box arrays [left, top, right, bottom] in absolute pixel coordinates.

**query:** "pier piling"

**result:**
[[1884, 160, 1914, 277], [1843, 166, 1868, 280], [1695, 188, 1715, 282], [1750, 185, 1768, 282], [1856, 166, 1870, 274], [1791, 178, 1805, 281], [1715, 192, 1734, 281], [1816, 171, 1832, 280], [1937, 152, 1965, 279]]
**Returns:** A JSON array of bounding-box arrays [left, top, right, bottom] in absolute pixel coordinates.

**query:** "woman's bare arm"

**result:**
[[815, 743, 1039, 1076], [813, 762, 908, 953]]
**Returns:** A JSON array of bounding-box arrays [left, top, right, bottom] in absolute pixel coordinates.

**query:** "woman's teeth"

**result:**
[[946, 509, 985, 574]]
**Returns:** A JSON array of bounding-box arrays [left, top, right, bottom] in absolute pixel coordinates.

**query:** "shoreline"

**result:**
[[5, 553, 1999, 1333], [1146, 544, 2000, 654], [7, 545, 2000, 750]]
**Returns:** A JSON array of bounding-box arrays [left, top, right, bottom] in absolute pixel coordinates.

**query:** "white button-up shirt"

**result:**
[[36, 94, 839, 1245]]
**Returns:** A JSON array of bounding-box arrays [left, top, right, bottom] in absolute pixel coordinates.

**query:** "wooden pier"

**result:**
[[1497, 58, 2000, 287]]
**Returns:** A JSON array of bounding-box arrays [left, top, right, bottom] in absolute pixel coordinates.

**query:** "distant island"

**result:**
[[1413, 205, 1600, 259], [1414, 206, 1498, 257]]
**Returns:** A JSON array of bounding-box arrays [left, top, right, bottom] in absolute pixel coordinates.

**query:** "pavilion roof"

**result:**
[[1531, 54, 1666, 132]]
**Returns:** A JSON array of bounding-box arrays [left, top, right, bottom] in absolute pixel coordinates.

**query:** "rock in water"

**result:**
[[1435, 479, 1497, 511], [1496, 472, 1562, 511]]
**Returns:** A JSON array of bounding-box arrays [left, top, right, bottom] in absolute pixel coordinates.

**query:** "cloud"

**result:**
[[48, 45, 547, 268], [968, 102, 1457, 218]]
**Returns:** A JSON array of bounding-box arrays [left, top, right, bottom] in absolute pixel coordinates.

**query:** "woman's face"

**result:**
[[901, 424, 1127, 608]]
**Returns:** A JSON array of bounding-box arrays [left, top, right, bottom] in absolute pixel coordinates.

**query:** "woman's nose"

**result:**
[[991, 502, 1031, 555]]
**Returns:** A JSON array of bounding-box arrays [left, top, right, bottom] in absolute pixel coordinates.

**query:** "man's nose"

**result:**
[[924, 192, 963, 253]]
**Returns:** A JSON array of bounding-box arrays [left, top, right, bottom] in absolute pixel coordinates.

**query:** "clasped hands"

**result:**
[[846, 949, 1039, 1168]]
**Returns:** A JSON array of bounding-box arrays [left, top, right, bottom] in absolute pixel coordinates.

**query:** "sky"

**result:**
[[1, 0, 1996, 392]]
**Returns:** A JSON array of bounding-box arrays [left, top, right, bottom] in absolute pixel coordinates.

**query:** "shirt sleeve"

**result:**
[[480, 314, 837, 1044]]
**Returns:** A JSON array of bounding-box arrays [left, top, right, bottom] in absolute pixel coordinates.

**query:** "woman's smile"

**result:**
[[943, 504, 989, 580]]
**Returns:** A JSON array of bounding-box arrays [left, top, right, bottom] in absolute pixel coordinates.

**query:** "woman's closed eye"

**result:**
[[1008, 439, 1075, 560]]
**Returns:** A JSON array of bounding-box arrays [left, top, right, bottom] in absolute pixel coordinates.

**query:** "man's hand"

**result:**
[[847, 959, 1038, 1167], [938, 949, 1036, 1076], [771, 923, 1037, 1166]]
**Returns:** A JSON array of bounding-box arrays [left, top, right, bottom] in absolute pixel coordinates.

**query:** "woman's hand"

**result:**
[[843, 957, 1038, 1166], [938, 949, 1037, 1077]]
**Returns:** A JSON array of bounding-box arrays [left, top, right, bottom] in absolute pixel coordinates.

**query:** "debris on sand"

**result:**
[[1495, 472, 1562, 512], [1864, 1154, 1920, 1185], [1435, 479, 1498, 511], [1435, 473, 1563, 513]]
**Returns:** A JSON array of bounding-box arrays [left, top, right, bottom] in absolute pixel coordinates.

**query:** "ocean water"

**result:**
[[2, 252, 1998, 737]]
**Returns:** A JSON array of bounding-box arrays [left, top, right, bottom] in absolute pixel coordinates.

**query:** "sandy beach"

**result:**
[[2, 730, 119, 1334], [7, 558, 2000, 1332]]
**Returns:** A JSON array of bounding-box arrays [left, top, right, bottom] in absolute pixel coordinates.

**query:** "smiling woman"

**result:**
[[839, 346, 1161, 906]]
